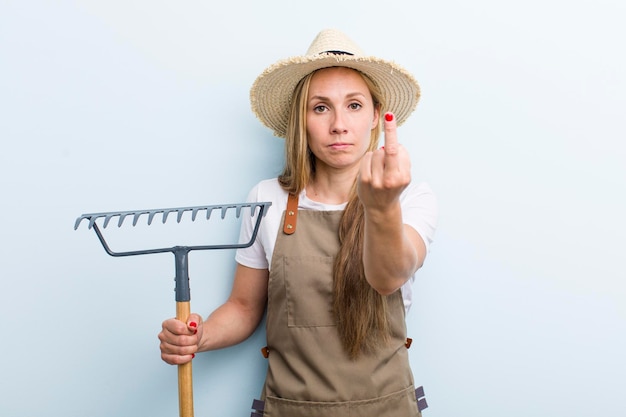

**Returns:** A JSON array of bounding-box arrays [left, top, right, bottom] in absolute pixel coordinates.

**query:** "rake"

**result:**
[[74, 201, 271, 417]]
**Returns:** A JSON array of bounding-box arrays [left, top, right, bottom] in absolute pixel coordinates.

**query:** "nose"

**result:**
[[330, 111, 348, 135]]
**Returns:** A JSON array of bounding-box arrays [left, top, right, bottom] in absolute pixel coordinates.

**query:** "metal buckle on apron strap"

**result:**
[[282, 193, 298, 235], [250, 398, 265, 417], [416, 385, 428, 411]]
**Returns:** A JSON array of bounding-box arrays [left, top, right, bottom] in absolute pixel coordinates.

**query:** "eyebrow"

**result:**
[[308, 92, 369, 102]]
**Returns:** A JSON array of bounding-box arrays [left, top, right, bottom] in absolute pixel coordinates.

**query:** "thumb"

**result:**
[[186, 313, 203, 334]]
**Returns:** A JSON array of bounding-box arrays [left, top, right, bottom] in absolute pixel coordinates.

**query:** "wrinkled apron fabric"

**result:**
[[255, 207, 421, 417]]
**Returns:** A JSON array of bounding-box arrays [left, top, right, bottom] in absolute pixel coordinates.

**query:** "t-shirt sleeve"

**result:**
[[235, 183, 270, 269], [400, 181, 438, 312], [401, 181, 438, 253]]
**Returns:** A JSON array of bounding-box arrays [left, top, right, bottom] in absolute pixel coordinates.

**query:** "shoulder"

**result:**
[[246, 178, 286, 199], [400, 181, 437, 209], [402, 180, 435, 198], [246, 178, 289, 216]]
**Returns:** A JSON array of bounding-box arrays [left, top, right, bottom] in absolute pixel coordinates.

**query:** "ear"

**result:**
[[371, 105, 380, 130]]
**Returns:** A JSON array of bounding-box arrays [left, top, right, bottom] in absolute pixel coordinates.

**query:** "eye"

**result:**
[[313, 105, 328, 113], [348, 102, 362, 110]]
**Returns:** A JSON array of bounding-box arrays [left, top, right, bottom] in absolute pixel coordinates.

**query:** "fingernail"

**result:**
[[380, 146, 385, 150], [385, 113, 394, 122], [192, 353, 195, 359], [189, 322, 197, 328]]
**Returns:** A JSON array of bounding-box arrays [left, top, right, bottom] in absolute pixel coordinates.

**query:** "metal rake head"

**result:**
[[74, 202, 270, 231], [74, 201, 272, 257]]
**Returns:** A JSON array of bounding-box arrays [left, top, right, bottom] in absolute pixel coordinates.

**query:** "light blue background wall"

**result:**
[[1, 1, 624, 416]]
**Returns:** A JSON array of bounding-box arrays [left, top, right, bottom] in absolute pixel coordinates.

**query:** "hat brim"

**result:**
[[250, 54, 420, 138]]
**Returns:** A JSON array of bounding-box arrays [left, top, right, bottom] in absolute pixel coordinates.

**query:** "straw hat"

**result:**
[[250, 28, 421, 138]]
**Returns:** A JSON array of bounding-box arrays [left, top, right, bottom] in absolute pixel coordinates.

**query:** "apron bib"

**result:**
[[258, 196, 421, 417]]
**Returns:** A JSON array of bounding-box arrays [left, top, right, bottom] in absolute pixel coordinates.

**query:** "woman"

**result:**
[[159, 29, 438, 416]]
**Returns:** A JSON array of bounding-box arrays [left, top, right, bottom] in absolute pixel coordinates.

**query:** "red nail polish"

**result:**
[[192, 353, 195, 359], [385, 113, 394, 122], [189, 322, 197, 328]]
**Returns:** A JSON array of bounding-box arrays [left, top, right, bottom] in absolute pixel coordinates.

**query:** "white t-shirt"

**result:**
[[235, 178, 438, 313]]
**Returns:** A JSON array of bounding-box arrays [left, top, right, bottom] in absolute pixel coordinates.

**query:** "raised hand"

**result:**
[[358, 112, 412, 212]]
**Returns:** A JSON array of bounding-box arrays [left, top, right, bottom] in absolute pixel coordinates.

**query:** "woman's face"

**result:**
[[306, 67, 379, 173]]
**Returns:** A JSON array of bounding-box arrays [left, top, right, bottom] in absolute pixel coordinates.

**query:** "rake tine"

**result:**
[[147, 210, 161, 225], [206, 207, 213, 220], [75, 215, 97, 230], [191, 208, 201, 221], [235, 205, 243, 218], [132, 211, 149, 226], [221, 205, 237, 219], [132, 213, 141, 226], [176, 208, 188, 223], [103, 214, 115, 228], [118, 213, 130, 227], [163, 209, 175, 224], [77, 216, 90, 230]]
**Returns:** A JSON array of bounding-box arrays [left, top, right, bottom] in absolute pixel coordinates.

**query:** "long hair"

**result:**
[[277, 73, 314, 194], [278, 68, 390, 358]]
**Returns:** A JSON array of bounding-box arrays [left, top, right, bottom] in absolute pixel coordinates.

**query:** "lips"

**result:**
[[329, 142, 351, 150]]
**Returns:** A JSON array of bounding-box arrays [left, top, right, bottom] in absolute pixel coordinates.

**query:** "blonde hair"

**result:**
[[278, 68, 391, 358]]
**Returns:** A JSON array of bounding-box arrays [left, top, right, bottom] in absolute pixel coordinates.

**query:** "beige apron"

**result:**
[[253, 196, 423, 417]]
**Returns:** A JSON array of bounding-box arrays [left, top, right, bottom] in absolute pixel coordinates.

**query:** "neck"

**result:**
[[306, 169, 357, 204]]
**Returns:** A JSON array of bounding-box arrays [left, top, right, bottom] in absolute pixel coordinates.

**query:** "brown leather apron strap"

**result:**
[[282, 193, 299, 235]]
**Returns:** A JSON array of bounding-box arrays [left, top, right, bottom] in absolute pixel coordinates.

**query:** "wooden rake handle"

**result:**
[[176, 301, 194, 417]]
